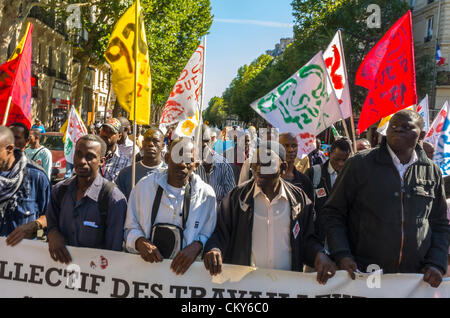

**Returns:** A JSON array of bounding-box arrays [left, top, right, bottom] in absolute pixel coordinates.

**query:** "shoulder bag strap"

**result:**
[[151, 186, 164, 227]]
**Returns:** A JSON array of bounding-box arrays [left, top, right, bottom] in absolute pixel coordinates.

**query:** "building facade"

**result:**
[[91, 64, 116, 123], [266, 38, 293, 58], [7, 7, 74, 131], [410, 0, 450, 116]]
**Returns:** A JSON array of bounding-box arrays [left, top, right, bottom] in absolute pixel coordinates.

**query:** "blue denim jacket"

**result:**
[[0, 163, 51, 236]]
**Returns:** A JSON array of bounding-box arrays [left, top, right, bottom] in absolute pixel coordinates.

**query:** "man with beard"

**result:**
[[203, 141, 336, 285], [99, 118, 131, 181], [125, 137, 217, 276], [46, 134, 127, 264], [0, 126, 50, 246], [321, 110, 449, 288], [115, 127, 167, 199]]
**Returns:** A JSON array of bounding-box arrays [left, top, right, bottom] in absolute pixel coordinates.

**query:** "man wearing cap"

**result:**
[[203, 141, 336, 284], [99, 118, 131, 182]]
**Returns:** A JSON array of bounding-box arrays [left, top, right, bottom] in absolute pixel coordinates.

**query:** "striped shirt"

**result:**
[[101, 146, 131, 182], [196, 151, 236, 205]]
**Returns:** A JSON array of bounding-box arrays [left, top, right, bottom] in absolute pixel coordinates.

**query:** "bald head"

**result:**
[[422, 141, 435, 160], [0, 126, 15, 146]]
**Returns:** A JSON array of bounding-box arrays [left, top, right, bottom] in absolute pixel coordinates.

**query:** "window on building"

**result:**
[[410, 0, 415, 10], [428, 0, 434, 4], [425, 16, 433, 42], [60, 53, 65, 75]]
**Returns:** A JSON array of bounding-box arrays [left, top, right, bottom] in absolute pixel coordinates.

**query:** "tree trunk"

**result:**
[[0, 1, 22, 64], [112, 99, 122, 118], [74, 55, 90, 115]]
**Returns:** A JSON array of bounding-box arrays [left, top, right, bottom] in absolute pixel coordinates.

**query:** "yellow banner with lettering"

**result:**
[[105, 0, 151, 125]]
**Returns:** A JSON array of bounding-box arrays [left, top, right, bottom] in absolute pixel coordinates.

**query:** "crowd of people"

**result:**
[[0, 109, 449, 290]]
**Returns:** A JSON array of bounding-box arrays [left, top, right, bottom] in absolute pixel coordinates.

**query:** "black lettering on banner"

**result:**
[[188, 286, 206, 298], [227, 289, 247, 298], [13, 263, 28, 282], [121, 18, 148, 56], [150, 283, 163, 298], [111, 278, 130, 298], [78, 272, 90, 293], [0, 261, 13, 280], [89, 274, 105, 295], [45, 267, 62, 287], [297, 294, 308, 298], [63, 269, 75, 290], [105, 37, 133, 74], [28, 265, 44, 285], [211, 288, 225, 298], [169, 285, 188, 298], [266, 292, 278, 298], [132, 281, 149, 298], [249, 291, 262, 298], [278, 293, 289, 298]]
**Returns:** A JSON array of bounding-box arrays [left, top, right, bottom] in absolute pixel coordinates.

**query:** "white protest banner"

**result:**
[[416, 95, 430, 132], [323, 30, 352, 120], [63, 106, 88, 164], [160, 39, 205, 135], [425, 101, 449, 149], [0, 238, 448, 298], [251, 51, 342, 156], [434, 103, 450, 176]]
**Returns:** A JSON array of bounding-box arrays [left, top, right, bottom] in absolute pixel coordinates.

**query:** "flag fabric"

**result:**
[[356, 11, 417, 133], [105, 0, 151, 125], [437, 44, 446, 66], [416, 95, 430, 132], [64, 106, 88, 164], [0, 23, 33, 128], [173, 110, 200, 138], [160, 39, 206, 134], [425, 101, 449, 150], [323, 30, 352, 119], [434, 103, 450, 176], [250, 51, 342, 156]]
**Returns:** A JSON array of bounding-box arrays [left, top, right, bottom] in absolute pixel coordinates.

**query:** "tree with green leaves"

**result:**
[[222, 0, 412, 123], [203, 96, 228, 127]]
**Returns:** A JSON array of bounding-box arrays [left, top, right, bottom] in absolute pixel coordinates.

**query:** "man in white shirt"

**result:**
[[203, 141, 336, 285], [125, 137, 217, 275], [117, 117, 140, 160], [25, 129, 52, 180]]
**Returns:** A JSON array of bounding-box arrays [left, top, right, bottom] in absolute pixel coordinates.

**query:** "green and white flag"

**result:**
[[251, 51, 342, 155], [64, 106, 88, 164]]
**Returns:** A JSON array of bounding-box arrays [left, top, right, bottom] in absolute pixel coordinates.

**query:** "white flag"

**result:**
[[376, 105, 415, 136], [159, 39, 205, 135], [434, 102, 450, 176], [250, 51, 342, 155], [323, 30, 352, 119], [64, 106, 88, 164], [425, 101, 449, 150], [416, 95, 430, 132]]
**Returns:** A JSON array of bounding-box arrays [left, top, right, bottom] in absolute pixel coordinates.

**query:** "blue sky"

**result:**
[[203, 0, 295, 107]]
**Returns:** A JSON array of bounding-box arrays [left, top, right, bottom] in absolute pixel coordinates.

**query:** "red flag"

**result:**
[[0, 23, 33, 128], [356, 11, 417, 133]]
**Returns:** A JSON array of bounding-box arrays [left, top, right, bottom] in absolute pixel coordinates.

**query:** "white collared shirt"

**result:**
[[386, 144, 418, 181], [118, 137, 141, 160], [327, 162, 338, 188], [251, 184, 291, 271]]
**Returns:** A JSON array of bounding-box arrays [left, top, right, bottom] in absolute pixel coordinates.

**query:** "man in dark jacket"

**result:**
[[305, 138, 352, 242], [203, 141, 336, 285], [321, 109, 450, 288]]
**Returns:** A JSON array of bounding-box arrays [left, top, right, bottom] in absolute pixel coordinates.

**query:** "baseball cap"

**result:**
[[102, 118, 123, 134]]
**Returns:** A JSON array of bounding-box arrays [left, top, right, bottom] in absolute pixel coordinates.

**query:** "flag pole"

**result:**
[[131, 0, 139, 189], [2, 96, 13, 126], [338, 30, 357, 153], [195, 37, 206, 162]]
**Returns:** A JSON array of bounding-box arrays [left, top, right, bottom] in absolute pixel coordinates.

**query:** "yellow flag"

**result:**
[[104, 0, 151, 125], [8, 23, 32, 62]]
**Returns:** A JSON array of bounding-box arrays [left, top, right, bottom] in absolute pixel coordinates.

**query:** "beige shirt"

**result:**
[[251, 184, 292, 271], [386, 144, 418, 181]]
